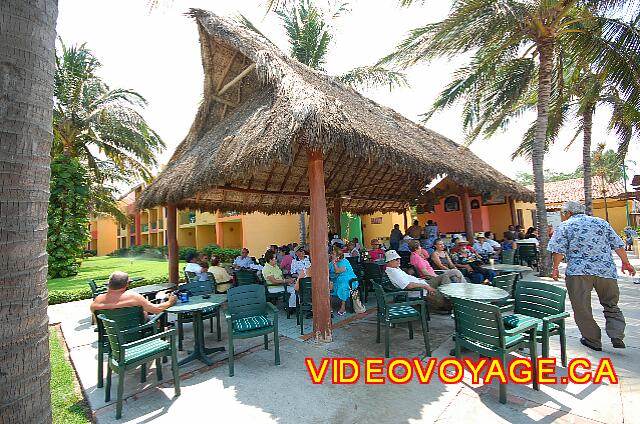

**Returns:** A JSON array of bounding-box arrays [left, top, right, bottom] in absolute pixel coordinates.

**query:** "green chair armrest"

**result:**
[[147, 311, 166, 325], [542, 311, 570, 323], [121, 329, 176, 349], [504, 321, 538, 336], [266, 302, 279, 324], [225, 312, 233, 321]]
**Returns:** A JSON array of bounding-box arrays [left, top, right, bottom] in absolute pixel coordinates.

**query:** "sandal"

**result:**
[[337, 310, 347, 316]]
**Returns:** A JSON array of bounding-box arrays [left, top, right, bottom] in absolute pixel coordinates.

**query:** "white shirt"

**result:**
[[290, 256, 312, 275], [385, 266, 422, 290], [185, 262, 208, 281], [486, 239, 500, 248], [518, 237, 539, 246], [473, 241, 495, 255], [233, 255, 254, 269]]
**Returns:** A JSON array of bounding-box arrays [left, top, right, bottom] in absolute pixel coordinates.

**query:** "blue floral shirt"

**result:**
[[547, 214, 624, 279]]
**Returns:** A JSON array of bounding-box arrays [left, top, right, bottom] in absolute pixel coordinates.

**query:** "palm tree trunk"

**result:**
[[532, 39, 554, 277], [582, 105, 595, 215], [0, 1, 57, 422]]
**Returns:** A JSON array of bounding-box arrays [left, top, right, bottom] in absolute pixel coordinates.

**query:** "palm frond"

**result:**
[[338, 66, 408, 91]]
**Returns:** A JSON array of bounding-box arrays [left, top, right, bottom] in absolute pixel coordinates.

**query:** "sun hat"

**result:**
[[294, 245, 306, 253], [385, 250, 401, 262]]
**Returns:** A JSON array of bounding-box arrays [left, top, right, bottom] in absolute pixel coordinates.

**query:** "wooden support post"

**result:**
[[403, 210, 409, 232], [215, 210, 224, 247], [508, 196, 518, 226], [167, 204, 179, 284], [333, 198, 342, 238], [308, 150, 332, 342], [461, 191, 474, 242], [134, 212, 141, 246]]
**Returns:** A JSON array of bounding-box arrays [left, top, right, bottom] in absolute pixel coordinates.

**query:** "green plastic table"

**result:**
[[438, 283, 509, 302], [167, 294, 227, 366], [130, 282, 176, 299], [481, 264, 532, 274]]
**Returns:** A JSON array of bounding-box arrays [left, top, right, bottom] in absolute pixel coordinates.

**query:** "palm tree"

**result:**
[[0, 0, 57, 422], [53, 41, 165, 221], [381, 0, 640, 275], [592, 144, 625, 221], [244, 0, 407, 243]]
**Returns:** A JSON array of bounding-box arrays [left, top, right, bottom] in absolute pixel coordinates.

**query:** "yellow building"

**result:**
[[87, 214, 118, 256], [541, 177, 631, 234]]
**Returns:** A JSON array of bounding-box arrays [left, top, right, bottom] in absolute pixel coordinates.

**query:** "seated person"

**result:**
[[345, 241, 360, 259], [290, 245, 311, 276], [450, 237, 477, 254], [431, 239, 463, 280], [472, 234, 496, 259], [185, 251, 209, 281], [368, 239, 386, 261], [207, 255, 232, 292], [384, 250, 451, 312], [352, 237, 362, 251], [262, 250, 297, 311], [233, 248, 254, 270], [279, 246, 293, 273], [397, 236, 413, 252], [484, 231, 502, 254], [408, 240, 465, 284], [406, 219, 423, 239], [90, 271, 177, 319], [501, 232, 518, 251], [451, 246, 496, 284], [329, 246, 357, 316], [519, 227, 540, 245]]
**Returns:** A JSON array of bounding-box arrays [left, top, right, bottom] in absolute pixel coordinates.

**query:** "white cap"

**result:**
[[385, 250, 401, 262]]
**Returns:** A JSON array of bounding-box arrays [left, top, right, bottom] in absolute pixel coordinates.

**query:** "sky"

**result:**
[[56, 0, 640, 191]]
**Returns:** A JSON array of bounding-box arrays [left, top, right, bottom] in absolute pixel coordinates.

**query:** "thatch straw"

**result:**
[[138, 9, 534, 214]]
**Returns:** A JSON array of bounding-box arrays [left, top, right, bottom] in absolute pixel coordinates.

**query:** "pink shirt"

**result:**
[[279, 255, 293, 273], [368, 248, 385, 261], [410, 251, 436, 277]]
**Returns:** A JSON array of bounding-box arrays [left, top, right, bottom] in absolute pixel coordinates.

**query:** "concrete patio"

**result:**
[[48, 254, 640, 424]]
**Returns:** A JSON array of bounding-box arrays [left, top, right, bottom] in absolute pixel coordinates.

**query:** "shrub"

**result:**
[[48, 276, 171, 305], [179, 246, 199, 260], [47, 156, 90, 278], [202, 244, 241, 262]]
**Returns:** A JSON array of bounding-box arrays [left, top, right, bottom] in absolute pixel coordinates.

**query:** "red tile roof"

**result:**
[[526, 176, 626, 203]]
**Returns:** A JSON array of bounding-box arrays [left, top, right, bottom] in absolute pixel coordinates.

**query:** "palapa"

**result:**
[[137, 9, 533, 214]]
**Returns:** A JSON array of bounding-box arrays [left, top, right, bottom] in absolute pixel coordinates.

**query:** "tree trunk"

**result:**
[[0, 0, 58, 422], [298, 212, 306, 245], [582, 105, 595, 215], [532, 39, 554, 277]]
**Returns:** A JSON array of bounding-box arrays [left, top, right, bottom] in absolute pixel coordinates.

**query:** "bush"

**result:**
[[83, 249, 97, 257], [108, 245, 166, 259], [179, 246, 199, 260], [108, 247, 130, 257], [47, 156, 90, 278], [48, 276, 171, 305], [202, 244, 241, 262]]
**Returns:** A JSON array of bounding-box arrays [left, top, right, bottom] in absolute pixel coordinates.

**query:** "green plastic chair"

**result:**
[[362, 262, 385, 302], [234, 269, 260, 286], [88, 279, 107, 299], [506, 280, 570, 366], [94, 306, 165, 389], [97, 311, 180, 419], [225, 284, 280, 376], [500, 249, 516, 264], [296, 277, 313, 335], [175, 280, 221, 351], [373, 282, 430, 358], [452, 298, 540, 404], [517, 244, 539, 269], [490, 273, 518, 312], [256, 271, 292, 318]]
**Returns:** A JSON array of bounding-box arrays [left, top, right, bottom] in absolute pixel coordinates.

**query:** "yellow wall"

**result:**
[[592, 199, 629, 234], [222, 222, 243, 249], [96, 217, 117, 255], [361, 211, 409, 249], [241, 213, 304, 255], [178, 227, 196, 248], [196, 224, 216, 249]]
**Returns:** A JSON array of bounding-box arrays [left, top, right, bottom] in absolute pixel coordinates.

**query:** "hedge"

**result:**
[[48, 276, 172, 305]]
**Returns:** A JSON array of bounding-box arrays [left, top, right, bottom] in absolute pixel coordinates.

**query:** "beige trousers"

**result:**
[[565, 275, 625, 347]]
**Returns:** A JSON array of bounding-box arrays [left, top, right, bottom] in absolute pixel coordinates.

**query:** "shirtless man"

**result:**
[[90, 271, 177, 319]]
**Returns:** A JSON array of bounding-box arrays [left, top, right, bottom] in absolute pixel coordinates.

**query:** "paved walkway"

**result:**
[[49, 254, 640, 424]]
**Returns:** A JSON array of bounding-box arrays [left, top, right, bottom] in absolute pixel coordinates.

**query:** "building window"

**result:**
[[444, 196, 460, 212], [470, 199, 480, 209], [530, 209, 537, 227], [517, 209, 524, 227]]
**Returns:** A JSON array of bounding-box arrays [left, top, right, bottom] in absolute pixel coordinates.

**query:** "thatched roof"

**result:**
[[138, 9, 534, 214]]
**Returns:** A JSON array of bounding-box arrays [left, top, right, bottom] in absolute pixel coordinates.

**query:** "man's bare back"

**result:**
[[90, 289, 176, 318]]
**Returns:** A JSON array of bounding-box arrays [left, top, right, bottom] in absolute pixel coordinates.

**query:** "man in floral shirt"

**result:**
[[548, 201, 636, 351]]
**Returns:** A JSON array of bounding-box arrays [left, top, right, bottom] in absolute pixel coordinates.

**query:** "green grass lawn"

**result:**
[[48, 256, 176, 292], [50, 327, 91, 424]]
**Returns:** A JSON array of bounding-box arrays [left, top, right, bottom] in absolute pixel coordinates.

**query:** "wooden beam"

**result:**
[[308, 150, 332, 342], [167, 204, 179, 284], [218, 63, 256, 96], [461, 190, 474, 241], [508, 196, 518, 226], [211, 95, 238, 108], [217, 51, 238, 91], [333, 198, 342, 237]]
